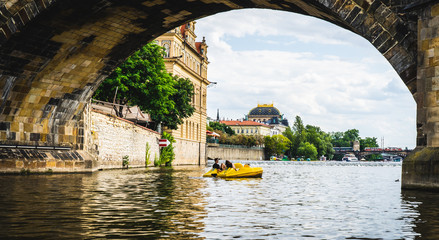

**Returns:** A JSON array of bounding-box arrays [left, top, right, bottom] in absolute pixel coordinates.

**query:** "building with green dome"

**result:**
[[246, 104, 289, 135]]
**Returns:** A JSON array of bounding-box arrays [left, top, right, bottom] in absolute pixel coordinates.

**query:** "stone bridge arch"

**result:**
[[0, 0, 417, 148], [0, 0, 438, 189]]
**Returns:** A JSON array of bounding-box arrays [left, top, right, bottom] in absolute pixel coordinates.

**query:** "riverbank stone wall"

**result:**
[[172, 139, 206, 165], [88, 110, 160, 169], [207, 146, 264, 161]]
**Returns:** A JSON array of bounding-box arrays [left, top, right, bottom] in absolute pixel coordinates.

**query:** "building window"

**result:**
[[163, 43, 170, 57], [246, 129, 248, 133]]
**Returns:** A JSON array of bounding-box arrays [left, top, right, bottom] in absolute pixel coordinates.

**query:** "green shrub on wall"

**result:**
[[145, 142, 151, 166], [158, 132, 175, 166], [122, 155, 129, 168], [154, 154, 160, 167]]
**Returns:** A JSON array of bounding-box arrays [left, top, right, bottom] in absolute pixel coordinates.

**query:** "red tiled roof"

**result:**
[[220, 120, 271, 127], [180, 25, 186, 36], [195, 42, 202, 54]]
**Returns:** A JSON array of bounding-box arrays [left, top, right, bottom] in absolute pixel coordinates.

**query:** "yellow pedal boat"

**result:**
[[203, 163, 263, 178], [202, 168, 219, 177]]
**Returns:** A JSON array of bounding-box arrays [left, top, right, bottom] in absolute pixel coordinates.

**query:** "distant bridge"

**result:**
[[333, 147, 412, 158]]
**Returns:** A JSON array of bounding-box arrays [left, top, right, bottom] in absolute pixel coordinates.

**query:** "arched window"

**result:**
[[163, 43, 170, 57]]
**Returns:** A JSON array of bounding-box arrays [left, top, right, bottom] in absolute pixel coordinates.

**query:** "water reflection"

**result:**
[[79, 167, 208, 239], [1, 163, 439, 239], [0, 174, 87, 239], [402, 190, 439, 239], [0, 167, 208, 239]]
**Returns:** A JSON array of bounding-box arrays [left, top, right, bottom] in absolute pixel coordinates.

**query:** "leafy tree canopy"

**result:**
[[282, 116, 334, 159], [93, 42, 195, 130], [297, 142, 318, 159], [208, 122, 235, 135], [264, 134, 291, 157], [330, 129, 360, 147], [359, 137, 379, 151]]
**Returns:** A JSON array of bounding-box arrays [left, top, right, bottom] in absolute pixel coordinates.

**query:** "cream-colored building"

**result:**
[[221, 120, 272, 136], [155, 22, 210, 165], [247, 103, 289, 136]]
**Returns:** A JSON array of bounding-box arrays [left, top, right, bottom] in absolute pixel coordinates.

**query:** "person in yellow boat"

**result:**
[[212, 158, 226, 172], [225, 160, 237, 171]]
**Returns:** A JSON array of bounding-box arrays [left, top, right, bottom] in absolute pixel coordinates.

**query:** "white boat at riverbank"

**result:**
[[342, 153, 358, 162]]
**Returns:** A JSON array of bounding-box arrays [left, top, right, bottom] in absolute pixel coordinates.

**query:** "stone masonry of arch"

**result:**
[[0, 0, 417, 149], [0, 0, 439, 189]]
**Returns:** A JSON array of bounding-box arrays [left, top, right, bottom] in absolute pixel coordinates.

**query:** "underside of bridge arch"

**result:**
[[0, 0, 418, 149], [6, 0, 439, 189]]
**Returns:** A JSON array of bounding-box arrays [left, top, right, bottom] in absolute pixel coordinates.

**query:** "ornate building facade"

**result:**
[[247, 103, 289, 136], [221, 120, 272, 136], [155, 21, 210, 165]]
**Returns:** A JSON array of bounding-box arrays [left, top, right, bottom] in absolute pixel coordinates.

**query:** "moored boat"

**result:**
[[342, 153, 358, 162], [203, 163, 263, 178]]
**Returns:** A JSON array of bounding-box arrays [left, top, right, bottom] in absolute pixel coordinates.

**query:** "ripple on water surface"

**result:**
[[0, 162, 437, 239]]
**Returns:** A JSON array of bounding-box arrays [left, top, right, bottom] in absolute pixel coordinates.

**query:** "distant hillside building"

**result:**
[[155, 21, 210, 165], [221, 120, 272, 136], [246, 103, 289, 135]]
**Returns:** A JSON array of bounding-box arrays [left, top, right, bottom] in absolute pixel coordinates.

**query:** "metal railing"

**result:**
[[217, 144, 263, 150], [206, 138, 219, 144]]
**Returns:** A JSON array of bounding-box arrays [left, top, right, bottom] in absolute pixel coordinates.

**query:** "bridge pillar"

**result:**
[[402, 2, 439, 190]]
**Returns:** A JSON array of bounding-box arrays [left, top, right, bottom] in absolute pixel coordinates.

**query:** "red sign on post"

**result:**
[[159, 139, 170, 147]]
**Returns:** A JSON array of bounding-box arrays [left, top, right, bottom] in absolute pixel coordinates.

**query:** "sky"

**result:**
[[194, 9, 416, 148]]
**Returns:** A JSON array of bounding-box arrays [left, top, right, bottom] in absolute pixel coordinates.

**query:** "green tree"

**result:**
[[344, 129, 360, 144], [282, 126, 295, 157], [305, 125, 334, 158], [264, 135, 291, 158], [93, 42, 194, 130], [297, 142, 318, 159], [330, 131, 345, 147], [160, 75, 195, 130], [359, 137, 379, 151], [283, 116, 306, 158], [330, 129, 360, 147], [208, 122, 235, 135]]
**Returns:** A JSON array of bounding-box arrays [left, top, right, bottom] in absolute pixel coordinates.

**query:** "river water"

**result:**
[[1, 161, 439, 239]]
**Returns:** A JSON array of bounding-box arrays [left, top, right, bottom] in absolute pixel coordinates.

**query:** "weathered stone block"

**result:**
[[75, 161, 84, 168], [65, 161, 74, 168], [37, 161, 46, 168], [402, 147, 439, 190], [23, 123, 33, 133], [46, 160, 56, 168], [15, 161, 24, 168], [56, 161, 65, 168], [0, 159, 15, 168], [432, 4, 439, 17]]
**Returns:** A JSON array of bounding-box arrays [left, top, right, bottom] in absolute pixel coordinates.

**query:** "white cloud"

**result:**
[[196, 9, 416, 148]]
